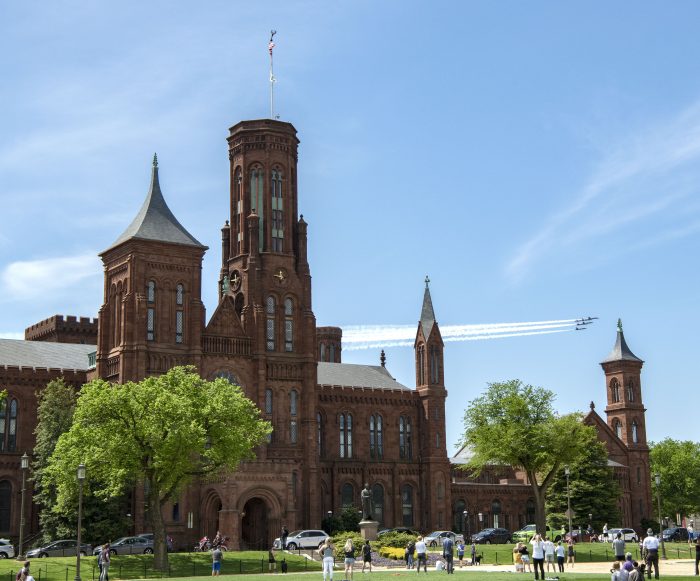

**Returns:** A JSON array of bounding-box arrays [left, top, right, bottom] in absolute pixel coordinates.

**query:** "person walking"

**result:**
[[519, 543, 532, 573], [567, 538, 575, 568], [531, 534, 545, 581], [688, 524, 694, 545], [269, 547, 277, 573], [361, 540, 372, 573], [415, 537, 428, 573], [603, 524, 609, 543], [343, 539, 355, 581], [470, 542, 477, 566], [100, 544, 111, 581], [642, 528, 660, 579], [406, 540, 415, 570], [211, 546, 223, 576], [544, 537, 555, 572], [457, 541, 465, 567], [555, 542, 565, 573], [281, 526, 289, 551], [442, 535, 454, 574], [320, 540, 335, 581], [613, 533, 626, 562]]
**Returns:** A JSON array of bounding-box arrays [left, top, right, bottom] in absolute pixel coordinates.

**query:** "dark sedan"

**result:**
[[471, 528, 511, 544], [662, 527, 689, 542]]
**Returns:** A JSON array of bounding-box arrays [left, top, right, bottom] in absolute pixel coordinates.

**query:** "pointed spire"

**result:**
[[106, 156, 205, 251], [420, 275, 436, 339], [602, 319, 643, 364], [380, 349, 386, 368]]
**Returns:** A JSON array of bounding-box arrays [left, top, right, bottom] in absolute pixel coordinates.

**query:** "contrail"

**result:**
[[342, 319, 579, 351]]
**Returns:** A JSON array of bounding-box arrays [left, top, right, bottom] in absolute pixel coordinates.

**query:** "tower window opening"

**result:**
[[266, 295, 276, 351], [175, 310, 183, 343], [284, 298, 293, 352], [250, 166, 264, 251], [610, 378, 620, 403], [290, 390, 298, 444], [626, 379, 635, 402]]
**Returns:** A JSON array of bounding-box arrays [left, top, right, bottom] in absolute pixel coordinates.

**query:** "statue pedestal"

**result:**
[[359, 520, 380, 541]]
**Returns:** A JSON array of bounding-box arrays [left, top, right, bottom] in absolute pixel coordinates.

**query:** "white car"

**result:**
[[606, 528, 638, 542], [423, 531, 463, 548], [0, 539, 15, 559], [273, 530, 329, 550]]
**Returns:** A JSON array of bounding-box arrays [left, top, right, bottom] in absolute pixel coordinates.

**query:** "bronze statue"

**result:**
[[361, 482, 373, 520]]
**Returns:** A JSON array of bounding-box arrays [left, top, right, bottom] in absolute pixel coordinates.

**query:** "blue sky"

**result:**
[[1, 1, 698, 452]]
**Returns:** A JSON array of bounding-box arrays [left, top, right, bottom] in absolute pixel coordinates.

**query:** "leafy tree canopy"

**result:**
[[650, 438, 700, 519], [45, 366, 272, 568], [460, 379, 597, 535]]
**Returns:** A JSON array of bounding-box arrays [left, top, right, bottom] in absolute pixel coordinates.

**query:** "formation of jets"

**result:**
[[575, 316, 598, 331]]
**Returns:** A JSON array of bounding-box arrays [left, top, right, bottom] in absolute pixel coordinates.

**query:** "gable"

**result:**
[[204, 295, 246, 337], [584, 409, 629, 460]]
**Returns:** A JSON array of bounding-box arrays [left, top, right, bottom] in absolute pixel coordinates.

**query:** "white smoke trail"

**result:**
[[342, 319, 579, 351]]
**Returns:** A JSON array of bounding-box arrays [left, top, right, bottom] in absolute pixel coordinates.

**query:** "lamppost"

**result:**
[[588, 513, 593, 538], [75, 464, 86, 581], [326, 510, 333, 535], [654, 473, 667, 560], [478, 512, 483, 533], [463, 510, 469, 542], [564, 466, 573, 540], [17, 453, 29, 560]]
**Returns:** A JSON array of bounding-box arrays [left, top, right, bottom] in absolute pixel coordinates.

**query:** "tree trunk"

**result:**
[[530, 475, 548, 538], [146, 477, 169, 570]]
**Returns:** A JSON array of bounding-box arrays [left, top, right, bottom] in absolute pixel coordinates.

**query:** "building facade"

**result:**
[[0, 117, 652, 549]]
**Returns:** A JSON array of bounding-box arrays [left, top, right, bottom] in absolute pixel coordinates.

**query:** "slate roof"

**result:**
[[317, 362, 410, 390], [450, 444, 474, 465], [0, 339, 94, 370], [420, 278, 436, 338], [601, 321, 643, 364], [106, 157, 205, 251]]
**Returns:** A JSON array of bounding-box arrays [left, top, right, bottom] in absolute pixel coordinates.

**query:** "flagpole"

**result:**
[[269, 30, 277, 119]]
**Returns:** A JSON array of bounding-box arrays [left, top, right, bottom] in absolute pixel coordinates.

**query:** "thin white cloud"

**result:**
[[1, 252, 100, 301], [506, 100, 700, 282], [0, 332, 24, 340]]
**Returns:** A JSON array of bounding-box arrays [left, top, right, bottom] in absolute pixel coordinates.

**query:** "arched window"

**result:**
[[369, 414, 383, 459], [399, 416, 412, 460], [0, 401, 5, 452], [234, 167, 243, 254], [0, 481, 10, 532], [147, 281, 156, 341], [317, 412, 323, 457], [453, 499, 466, 533], [632, 420, 639, 444], [265, 388, 273, 414], [418, 345, 425, 384], [0, 399, 18, 452], [284, 298, 294, 352], [526, 498, 535, 524], [341, 483, 354, 508], [339, 413, 353, 458], [372, 483, 385, 526], [250, 165, 264, 251], [401, 484, 414, 526], [175, 284, 184, 344], [437, 480, 444, 500], [214, 370, 239, 385], [290, 390, 298, 444], [626, 379, 635, 402], [172, 502, 180, 522], [266, 296, 276, 351], [330, 344, 336, 362], [610, 378, 620, 403], [613, 418, 622, 439], [492, 499, 502, 528], [271, 169, 284, 252], [320, 343, 326, 361], [429, 346, 439, 383]]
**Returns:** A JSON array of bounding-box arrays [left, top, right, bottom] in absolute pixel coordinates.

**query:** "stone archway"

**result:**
[[241, 497, 268, 550], [202, 491, 223, 538]]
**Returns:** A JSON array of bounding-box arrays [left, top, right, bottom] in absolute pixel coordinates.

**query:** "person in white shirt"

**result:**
[[415, 537, 428, 573], [555, 542, 565, 573], [642, 528, 660, 579], [543, 538, 555, 572], [531, 534, 545, 580]]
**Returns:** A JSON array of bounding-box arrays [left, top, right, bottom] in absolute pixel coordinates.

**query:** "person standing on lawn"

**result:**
[[531, 533, 545, 580], [343, 539, 355, 581], [613, 533, 626, 562], [320, 540, 335, 581], [642, 528, 660, 579], [442, 535, 454, 574], [415, 536, 428, 573], [544, 537, 555, 572], [361, 540, 372, 573], [457, 541, 465, 567], [211, 546, 223, 576], [567, 538, 575, 568], [281, 526, 289, 551], [556, 542, 565, 573], [269, 547, 277, 573], [100, 544, 111, 581]]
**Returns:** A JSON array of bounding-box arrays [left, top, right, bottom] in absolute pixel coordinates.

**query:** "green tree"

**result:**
[[650, 439, 700, 521], [460, 379, 597, 536], [545, 439, 620, 532], [45, 366, 272, 569]]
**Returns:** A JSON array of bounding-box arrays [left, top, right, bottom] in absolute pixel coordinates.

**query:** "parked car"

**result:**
[[471, 528, 511, 544], [512, 525, 559, 543], [27, 540, 92, 558], [423, 531, 464, 547], [662, 527, 689, 542], [607, 528, 638, 542], [93, 536, 154, 555], [273, 530, 329, 550], [0, 539, 15, 559], [377, 528, 420, 537]]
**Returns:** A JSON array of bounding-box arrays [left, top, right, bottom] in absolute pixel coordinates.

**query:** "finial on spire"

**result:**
[[590, 401, 595, 411], [380, 349, 386, 368], [153, 153, 158, 168], [425, 275, 430, 289], [617, 318, 623, 332]]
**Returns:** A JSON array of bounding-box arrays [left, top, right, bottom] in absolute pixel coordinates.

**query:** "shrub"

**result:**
[[376, 531, 418, 548], [379, 546, 406, 560], [329, 531, 366, 558]]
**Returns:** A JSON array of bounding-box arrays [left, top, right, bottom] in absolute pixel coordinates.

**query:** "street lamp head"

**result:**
[[654, 473, 660, 486], [77, 463, 86, 481], [463, 510, 468, 517], [588, 513, 592, 521], [564, 466, 570, 476], [478, 512, 483, 521], [21, 452, 29, 470]]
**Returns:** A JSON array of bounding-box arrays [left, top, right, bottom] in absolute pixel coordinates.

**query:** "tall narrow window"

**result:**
[[430, 346, 439, 383], [172, 502, 180, 522], [492, 499, 502, 529], [317, 412, 323, 457], [418, 345, 425, 384], [234, 168, 243, 254], [176, 284, 184, 305], [271, 169, 284, 252], [401, 484, 414, 526], [376, 415, 383, 459], [250, 165, 264, 251], [610, 378, 620, 403], [290, 390, 298, 444], [175, 310, 183, 344], [0, 481, 10, 532], [626, 379, 635, 402], [284, 298, 294, 352], [399, 416, 412, 459], [330, 344, 335, 362], [320, 343, 326, 361], [266, 296, 276, 351], [265, 388, 273, 414], [340, 413, 353, 458], [7, 400, 17, 452], [370, 415, 376, 458], [0, 401, 5, 452], [613, 419, 622, 439], [632, 420, 639, 443], [147, 280, 156, 341], [342, 483, 354, 508]]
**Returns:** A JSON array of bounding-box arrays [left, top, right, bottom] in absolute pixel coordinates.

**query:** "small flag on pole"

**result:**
[[268, 40, 275, 55]]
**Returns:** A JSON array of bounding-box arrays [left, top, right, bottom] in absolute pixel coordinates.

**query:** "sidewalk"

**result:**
[[437, 559, 698, 576]]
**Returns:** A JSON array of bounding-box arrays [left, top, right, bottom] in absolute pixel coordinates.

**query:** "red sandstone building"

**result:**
[[0, 118, 652, 549]]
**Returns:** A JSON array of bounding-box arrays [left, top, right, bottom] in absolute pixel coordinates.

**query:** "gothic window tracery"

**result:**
[[339, 413, 353, 458], [399, 415, 412, 459], [632, 420, 639, 444], [626, 379, 635, 402], [250, 165, 264, 251], [266, 295, 276, 351], [271, 168, 284, 252], [610, 378, 620, 403], [147, 280, 156, 341], [284, 298, 294, 352], [0, 399, 17, 452]]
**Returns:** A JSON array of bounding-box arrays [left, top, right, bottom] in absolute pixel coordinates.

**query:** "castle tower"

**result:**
[[601, 319, 652, 527], [414, 276, 451, 530], [96, 156, 207, 381]]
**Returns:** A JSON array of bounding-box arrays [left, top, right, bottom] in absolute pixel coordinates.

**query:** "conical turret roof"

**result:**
[[106, 155, 205, 251], [420, 275, 436, 339], [601, 319, 643, 364]]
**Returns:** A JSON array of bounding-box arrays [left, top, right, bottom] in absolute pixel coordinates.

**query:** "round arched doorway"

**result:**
[[202, 493, 223, 538], [241, 498, 268, 550]]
